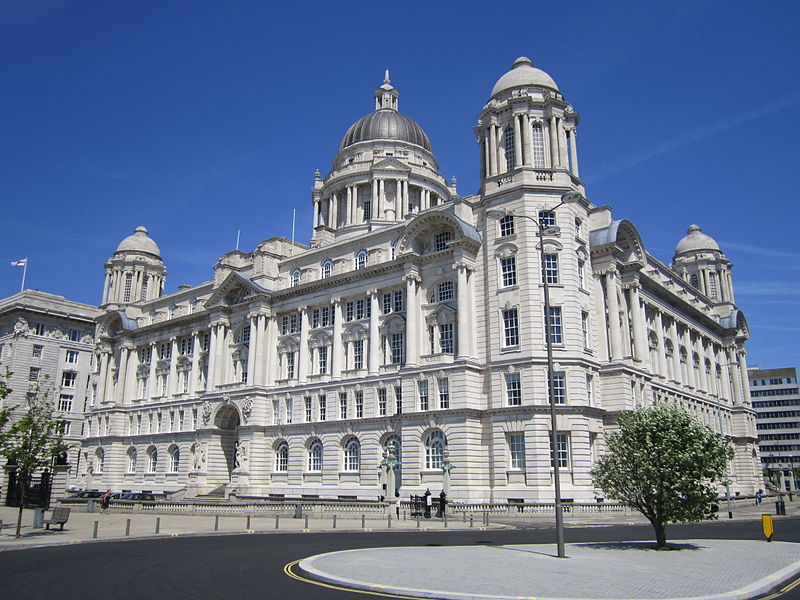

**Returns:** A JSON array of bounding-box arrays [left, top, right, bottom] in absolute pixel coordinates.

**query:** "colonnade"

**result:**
[[481, 113, 578, 178], [679, 265, 735, 303], [102, 267, 163, 305]]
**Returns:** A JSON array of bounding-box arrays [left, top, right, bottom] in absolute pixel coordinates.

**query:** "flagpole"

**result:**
[[20, 258, 28, 292]]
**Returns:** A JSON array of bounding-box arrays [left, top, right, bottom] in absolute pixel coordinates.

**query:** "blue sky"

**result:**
[[2, 0, 799, 369]]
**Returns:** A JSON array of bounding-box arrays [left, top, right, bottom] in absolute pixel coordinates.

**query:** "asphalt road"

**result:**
[[2, 518, 799, 600]]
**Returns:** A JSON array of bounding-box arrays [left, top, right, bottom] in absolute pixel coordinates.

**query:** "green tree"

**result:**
[[591, 403, 733, 548], [0, 372, 70, 538]]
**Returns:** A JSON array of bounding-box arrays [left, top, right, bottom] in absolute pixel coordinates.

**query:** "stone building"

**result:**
[[0, 291, 101, 494], [748, 366, 799, 493], [78, 58, 761, 502]]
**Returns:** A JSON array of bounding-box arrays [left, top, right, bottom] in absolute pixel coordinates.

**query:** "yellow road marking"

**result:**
[[757, 574, 800, 600], [283, 559, 423, 599]]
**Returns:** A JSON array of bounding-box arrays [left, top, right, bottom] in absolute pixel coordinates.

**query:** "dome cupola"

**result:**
[[115, 225, 161, 258], [674, 224, 720, 256], [490, 56, 559, 98]]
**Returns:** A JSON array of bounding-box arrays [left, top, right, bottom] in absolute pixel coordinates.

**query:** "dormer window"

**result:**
[[290, 269, 301, 287], [355, 250, 368, 270], [321, 260, 333, 279]]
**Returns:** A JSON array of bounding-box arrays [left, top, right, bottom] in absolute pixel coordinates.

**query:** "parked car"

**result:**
[[121, 493, 156, 502], [68, 491, 104, 499]]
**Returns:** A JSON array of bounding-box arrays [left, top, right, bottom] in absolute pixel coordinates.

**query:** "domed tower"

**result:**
[[672, 225, 735, 305], [310, 71, 452, 246], [101, 226, 167, 308], [476, 57, 582, 195]]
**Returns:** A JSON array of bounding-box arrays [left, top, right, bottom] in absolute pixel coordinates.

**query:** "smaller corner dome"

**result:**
[[674, 224, 720, 255], [115, 226, 161, 258], [491, 57, 559, 97]]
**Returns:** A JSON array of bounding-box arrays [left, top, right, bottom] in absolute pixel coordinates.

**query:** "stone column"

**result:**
[[454, 261, 473, 359], [402, 180, 409, 214], [669, 319, 681, 383], [653, 311, 667, 378], [604, 268, 623, 360], [331, 298, 343, 377], [559, 120, 569, 169], [568, 129, 579, 177], [148, 342, 158, 399], [331, 191, 338, 228], [252, 315, 266, 386], [512, 115, 522, 168], [489, 125, 497, 175], [189, 332, 200, 394], [298, 307, 309, 382], [483, 132, 491, 177], [168, 337, 178, 396], [683, 328, 696, 389], [115, 347, 130, 404], [368, 290, 380, 374], [403, 271, 421, 366], [265, 315, 278, 387], [628, 282, 648, 367], [206, 326, 218, 390], [312, 199, 320, 228], [549, 115, 559, 168], [246, 315, 258, 385], [736, 348, 750, 405], [102, 272, 111, 304]]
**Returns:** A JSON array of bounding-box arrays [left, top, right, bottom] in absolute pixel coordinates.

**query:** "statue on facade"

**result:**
[[234, 440, 247, 469]]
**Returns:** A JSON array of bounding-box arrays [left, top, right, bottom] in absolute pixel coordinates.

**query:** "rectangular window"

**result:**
[[29, 367, 40, 381], [290, 313, 299, 333], [61, 371, 76, 388], [538, 210, 556, 228], [550, 433, 570, 469], [319, 395, 327, 421], [531, 124, 545, 167], [505, 373, 522, 406], [499, 215, 515, 237], [355, 299, 366, 320], [353, 339, 364, 370], [546, 307, 563, 344], [363, 199, 372, 221], [305, 396, 312, 422], [318, 346, 328, 375], [32, 345, 43, 358], [66, 349, 79, 364], [578, 260, 586, 289], [159, 342, 172, 360], [355, 390, 364, 418], [437, 280, 454, 302], [179, 337, 194, 355], [33, 323, 46, 336], [201, 333, 210, 351], [502, 309, 519, 347], [550, 371, 566, 404], [394, 385, 403, 414], [285, 399, 293, 424], [281, 316, 289, 335], [581, 311, 590, 347], [383, 293, 392, 314], [542, 254, 559, 284], [58, 394, 73, 412], [182, 370, 190, 393], [500, 256, 517, 287], [286, 352, 295, 379], [508, 433, 526, 469], [439, 323, 454, 354], [346, 301, 354, 322], [418, 380, 429, 411], [393, 289, 404, 312], [391, 333, 405, 364], [586, 374, 594, 406], [159, 374, 168, 396], [378, 388, 387, 416], [312, 309, 320, 328], [321, 306, 331, 326], [438, 378, 450, 409], [434, 230, 452, 252], [68, 328, 81, 342], [339, 392, 348, 420]]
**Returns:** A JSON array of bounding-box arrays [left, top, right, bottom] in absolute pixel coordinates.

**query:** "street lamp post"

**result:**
[[488, 198, 568, 559]]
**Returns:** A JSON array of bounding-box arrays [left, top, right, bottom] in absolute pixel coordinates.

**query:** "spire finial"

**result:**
[[384, 69, 390, 84]]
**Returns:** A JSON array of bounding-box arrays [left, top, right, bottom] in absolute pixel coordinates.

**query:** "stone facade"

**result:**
[[77, 58, 761, 502]]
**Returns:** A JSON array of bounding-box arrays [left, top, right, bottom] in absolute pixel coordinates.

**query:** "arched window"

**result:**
[[355, 250, 368, 270], [169, 446, 180, 473], [290, 269, 301, 287], [275, 441, 288, 472], [343, 437, 360, 471], [308, 439, 323, 472], [95, 448, 105, 473], [424, 430, 447, 470], [127, 448, 137, 473], [503, 127, 515, 170], [123, 273, 133, 302], [383, 434, 402, 465], [321, 260, 333, 279], [148, 447, 158, 472], [531, 123, 545, 167]]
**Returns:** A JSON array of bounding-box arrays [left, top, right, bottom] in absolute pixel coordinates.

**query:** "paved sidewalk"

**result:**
[[298, 539, 800, 600]]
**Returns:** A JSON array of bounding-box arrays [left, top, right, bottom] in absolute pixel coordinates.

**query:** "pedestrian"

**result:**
[[423, 488, 432, 519], [395, 495, 401, 518], [755, 489, 763, 505], [101, 489, 112, 513]]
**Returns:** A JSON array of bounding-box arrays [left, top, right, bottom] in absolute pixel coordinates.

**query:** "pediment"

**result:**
[[372, 158, 410, 172], [204, 271, 270, 310]]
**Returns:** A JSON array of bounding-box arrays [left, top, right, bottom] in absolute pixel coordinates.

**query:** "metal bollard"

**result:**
[[304, 515, 309, 529], [125, 518, 131, 536], [486, 512, 490, 526], [333, 514, 337, 529], [470, 515, 474, 528], [361, 514, 366, 529], [33, 508, 45, 529], [0, 519, 3, 533], [87, 499, 95, 513], [444, 516, 448, 528], [155, 518, 160, 534], [416, 517, 420, 528], [403, 510, 407, 521], [214, 515, 219, 531], [275, 515, 279, 529], [93, 520, 99, 539], [388, 514, 392, 528], [246, 515, 251, 530]]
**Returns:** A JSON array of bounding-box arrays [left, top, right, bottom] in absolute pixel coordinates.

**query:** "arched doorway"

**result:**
[[214, 405, 240, 480]]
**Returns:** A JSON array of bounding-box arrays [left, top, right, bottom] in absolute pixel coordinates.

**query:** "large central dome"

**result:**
[[338, 73, 432, 152]]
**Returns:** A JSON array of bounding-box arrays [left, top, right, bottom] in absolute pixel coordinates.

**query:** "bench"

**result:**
[[43, 507, 71, 531]]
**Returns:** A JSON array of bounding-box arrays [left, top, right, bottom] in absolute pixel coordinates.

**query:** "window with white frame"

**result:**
[[581, 311, 590, 347], [418, 380, 429, 411], [275, 442, 288, 472], [148, 448, 158, 472], [95, 448, 105, 473], [169, 447, 180, 473], [58, 394, 73, 412], [577, 259, 586, 289], [438, 378, 449, 409], [503, 126, 515, 169], [546, 307, 563, 344], [542, 254, 559, 284], [531, 123, 545, 167], [140, 277, 149, 301], [499, 215, 515, 237], [394, 385, 403, 414], [424, 430, 447, 470], [308, 439, 323, 471], [505, 373, 521, 406], [343, 437, 360, 471], [435, 280, 454, 302], [353, 339, 364, 369], [538, 210, 556, 228], [123, 272, 133, 302], [434, 230, 452, 252], [179, 337, 194, 355], [321, 260, 333, 279], [378, 388, 387, 416], [32, 344, 43, 358], [500, 256, 517, 287], [29, 367, 40, 381], [690, 273, 699, 289], [355, 390, 364, 418], [304, 396, 312, 422], [550, 371, 566, 404], [339, 392, 348, 420], [709, 272, 718, 299], [355, 250, 368, 270], [319, 394, 326, 421], [508, 433, 526, 469], [502, 308, 519, 347], [285, 399, 293, 424], [550, 433, 570, 469], [286, 352, 295, 379], [390, 333, 405, 364], [586, 374, 594, 405], [127, 448, 137, 473], [290, 269, 301, 286], [439, 323, 454, 354], [61, 371, 77, 388], [318, 345, 328, 375]]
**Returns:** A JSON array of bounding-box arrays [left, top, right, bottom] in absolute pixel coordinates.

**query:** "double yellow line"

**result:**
[[283, 559, 420, 599]]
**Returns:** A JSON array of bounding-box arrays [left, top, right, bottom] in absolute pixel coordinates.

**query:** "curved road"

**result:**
[[2, 519, 799, 600]]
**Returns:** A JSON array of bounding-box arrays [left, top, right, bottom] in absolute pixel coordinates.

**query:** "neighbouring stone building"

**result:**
[[0, 290, 101, 495], [748, 366, 799, 493], [76, 58, 761, 502]]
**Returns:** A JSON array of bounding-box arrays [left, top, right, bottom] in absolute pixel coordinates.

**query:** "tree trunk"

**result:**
[[652, 521, 668, 548], [15, 475, 26, 539]]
